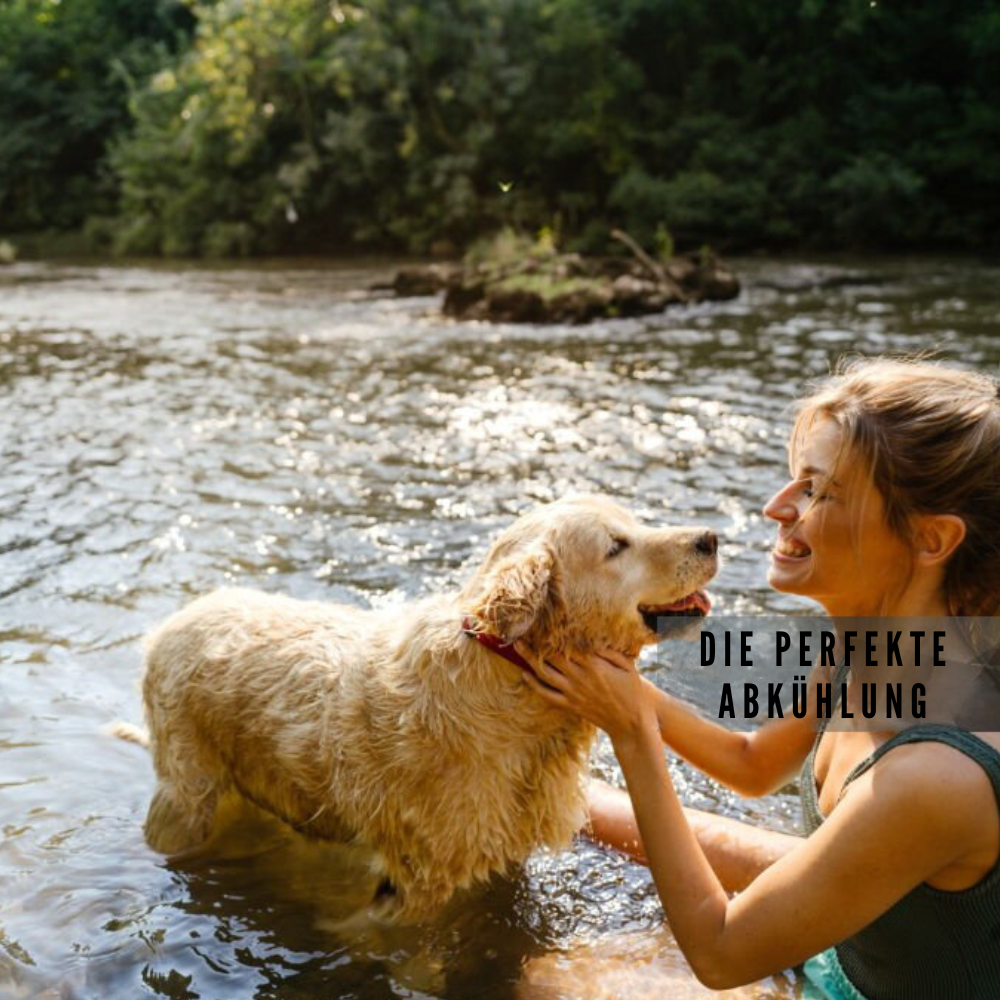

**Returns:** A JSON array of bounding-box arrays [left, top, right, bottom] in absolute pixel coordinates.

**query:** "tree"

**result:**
[[0, 0, 192, 231]]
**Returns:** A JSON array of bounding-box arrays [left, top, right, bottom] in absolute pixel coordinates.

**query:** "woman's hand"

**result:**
[[514, 644, 657, 746]]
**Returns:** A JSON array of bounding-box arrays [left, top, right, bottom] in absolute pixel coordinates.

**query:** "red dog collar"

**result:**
[[461, 616, 535, 674]]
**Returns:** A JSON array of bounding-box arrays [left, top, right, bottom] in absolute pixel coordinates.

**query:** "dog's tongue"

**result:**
[[654, 590, 711, 614]]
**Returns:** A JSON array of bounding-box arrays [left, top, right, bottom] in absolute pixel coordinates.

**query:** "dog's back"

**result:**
[[139, 585, 593, 918], [142, 588, 374, 852]]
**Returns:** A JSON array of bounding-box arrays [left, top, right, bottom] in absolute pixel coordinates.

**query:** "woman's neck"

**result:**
[[822, 588, 975, 666], [820, 575, 951, 620]]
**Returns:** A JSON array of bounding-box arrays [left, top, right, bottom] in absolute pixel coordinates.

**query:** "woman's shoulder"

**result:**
[[850, 726, 1000, 789], [800, 736, 998, 898], [865, 734, 1000, 890], [849, 733, 1000, 861], [872, 734, 1000, 794]]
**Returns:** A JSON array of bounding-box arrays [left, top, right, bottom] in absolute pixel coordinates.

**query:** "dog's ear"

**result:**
[[468, 542, 563, 644]]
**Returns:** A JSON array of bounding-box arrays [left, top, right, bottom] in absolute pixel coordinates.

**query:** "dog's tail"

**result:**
[[104, 720, 150, 749]]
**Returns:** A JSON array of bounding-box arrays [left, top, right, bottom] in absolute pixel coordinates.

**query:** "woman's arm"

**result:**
[[522, 649, 984, 990], [518, 644, 828, 799], [639, 661, 829, 797], [611, 716, 979, 988], [587, 778, 804, 893]]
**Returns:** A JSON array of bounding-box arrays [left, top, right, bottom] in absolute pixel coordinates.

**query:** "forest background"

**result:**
[[1, 0, 998, 258]]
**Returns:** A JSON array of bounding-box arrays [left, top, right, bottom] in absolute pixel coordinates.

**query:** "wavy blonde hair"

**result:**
[[791, 356, 1000, 618]]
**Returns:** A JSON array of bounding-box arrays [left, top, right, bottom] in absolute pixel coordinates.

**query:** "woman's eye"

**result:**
[[607, 537, 630, 558], [802, 483, 832, 502]]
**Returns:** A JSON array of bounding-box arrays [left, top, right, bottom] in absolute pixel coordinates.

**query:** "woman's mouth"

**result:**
[[772, 536, 811, 560]]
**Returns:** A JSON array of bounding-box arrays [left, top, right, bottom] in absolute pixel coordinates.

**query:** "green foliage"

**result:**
[[0, 0, 192, 231], [3, 0, 999, 252], [465, 228, 534, 269], [533, 226, 559, 256], [495, 273, 599, 302], [107, 0, 555, 255], [654, 224, 674, 263], [827, 154, 927, 245]]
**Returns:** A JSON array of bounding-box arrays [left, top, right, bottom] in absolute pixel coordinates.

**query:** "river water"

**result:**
[[1, 257, 998, 1000]]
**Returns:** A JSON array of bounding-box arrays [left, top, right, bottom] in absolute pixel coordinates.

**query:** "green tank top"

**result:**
[[799, 664, 1000, 1000]]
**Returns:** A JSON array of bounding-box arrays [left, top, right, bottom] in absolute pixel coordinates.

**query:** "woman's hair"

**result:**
[[791, 356, 1000, 618]]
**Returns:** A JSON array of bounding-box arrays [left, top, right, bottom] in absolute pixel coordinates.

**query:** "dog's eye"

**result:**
[[607, 537, 630, 559]]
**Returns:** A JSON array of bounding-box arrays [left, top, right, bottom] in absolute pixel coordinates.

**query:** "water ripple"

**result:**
[[2, 256, 998, 999]]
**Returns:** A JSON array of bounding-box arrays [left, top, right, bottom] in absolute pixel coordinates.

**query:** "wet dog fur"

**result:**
[[136, 495, 717, 920]]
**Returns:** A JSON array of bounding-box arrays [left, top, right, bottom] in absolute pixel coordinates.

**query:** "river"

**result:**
[[2, 256, 998, 999]]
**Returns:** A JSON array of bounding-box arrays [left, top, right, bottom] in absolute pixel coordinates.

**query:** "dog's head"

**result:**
[[463, 495, 718, 658]]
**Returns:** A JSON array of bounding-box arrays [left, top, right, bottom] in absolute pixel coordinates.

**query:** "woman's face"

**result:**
[[763, 417, 914, 616]]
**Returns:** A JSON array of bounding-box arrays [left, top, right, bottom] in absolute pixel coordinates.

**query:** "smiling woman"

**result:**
[[518, 357, 1000, 999], [764, 417, 932, 618]]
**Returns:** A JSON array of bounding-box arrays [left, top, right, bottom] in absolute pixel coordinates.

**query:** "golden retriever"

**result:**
[[136, 495, 717, 920]]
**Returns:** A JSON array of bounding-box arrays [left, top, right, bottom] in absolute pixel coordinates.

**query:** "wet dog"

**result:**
[[134, 495, 717, 920]]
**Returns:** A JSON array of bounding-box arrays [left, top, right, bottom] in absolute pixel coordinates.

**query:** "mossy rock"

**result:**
[[384, 231, 739, 324]]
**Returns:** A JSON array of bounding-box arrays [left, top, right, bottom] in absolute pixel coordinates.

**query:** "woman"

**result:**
[[517, 358, 1000, 998]]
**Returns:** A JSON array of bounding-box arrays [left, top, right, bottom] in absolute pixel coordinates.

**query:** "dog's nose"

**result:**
[[694, 531, 718, 556]]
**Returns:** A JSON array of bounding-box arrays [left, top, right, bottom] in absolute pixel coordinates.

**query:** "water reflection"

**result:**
[[1, 256, 998, 998]]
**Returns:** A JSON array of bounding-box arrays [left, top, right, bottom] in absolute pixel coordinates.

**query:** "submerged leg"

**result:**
[[144, 780, 219, 855]]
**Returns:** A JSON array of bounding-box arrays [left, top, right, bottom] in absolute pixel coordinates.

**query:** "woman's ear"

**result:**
[[914, 513, 967, 567], [467, 542, 563, 644]]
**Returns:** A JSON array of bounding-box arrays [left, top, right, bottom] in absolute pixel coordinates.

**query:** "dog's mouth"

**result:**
[[639, 590, 711, 633]]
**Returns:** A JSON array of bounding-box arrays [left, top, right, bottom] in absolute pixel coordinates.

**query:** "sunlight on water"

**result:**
[[1, 256, 998, 998]]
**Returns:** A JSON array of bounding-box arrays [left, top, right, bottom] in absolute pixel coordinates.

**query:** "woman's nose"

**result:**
[[763, 485, 798, 523]]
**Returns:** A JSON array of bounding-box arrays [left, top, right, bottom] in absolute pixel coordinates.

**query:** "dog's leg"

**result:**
[[374, 876, 397, 901], [368, 867, 457, 925], [144, 780, 218, 856], [367, 875, 406, 924]]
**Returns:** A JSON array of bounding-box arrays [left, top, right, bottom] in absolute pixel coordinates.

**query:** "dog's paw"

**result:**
[[314, 882, 407, 935], [367, 879, 407, 925], [144, 783, 217, 856]]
